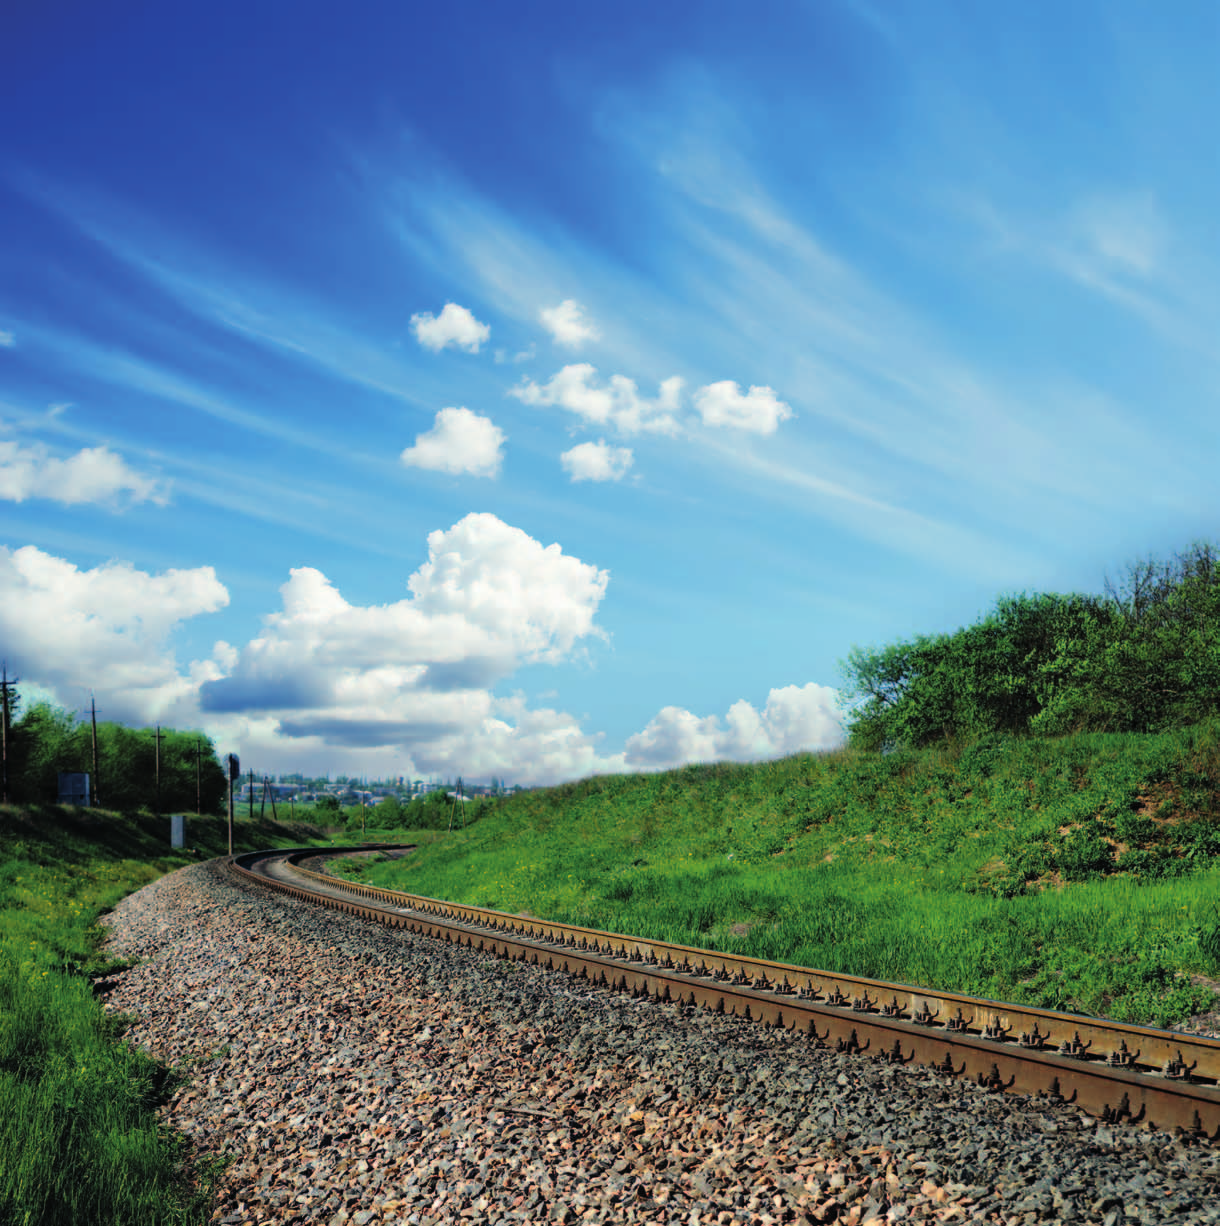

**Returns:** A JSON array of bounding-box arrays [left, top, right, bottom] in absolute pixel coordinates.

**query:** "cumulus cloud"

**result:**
[[409, 302, 490, 353], [0, 545, 229, 722], [0, 438, 168, 506], [400, 407, 505, 478], [561, 439, 633, 483], [692, 381, 794, 434], [200, 514, 609, 738], [185, 515, 624, 783], [540, 299, 599, 347], [0, 534, 848, 790], [0, 331, 14, 348], [623, 683, 845, 770], [509, 364, 683, 437], [402, 692, 627, 783]]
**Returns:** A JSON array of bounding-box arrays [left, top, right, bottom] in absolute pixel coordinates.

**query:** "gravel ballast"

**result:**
[[99, 860, 1220, 1225]]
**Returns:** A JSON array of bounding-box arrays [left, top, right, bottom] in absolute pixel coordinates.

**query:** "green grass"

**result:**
[[0, 804, 332, 1226], [354, 719, 1220, 1028]]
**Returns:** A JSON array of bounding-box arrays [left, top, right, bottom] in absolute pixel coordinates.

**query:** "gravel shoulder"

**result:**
[[99, 860, 1220, 1226]]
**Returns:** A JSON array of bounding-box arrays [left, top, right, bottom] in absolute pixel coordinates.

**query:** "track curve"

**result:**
[[226, 845, 1220, 1140]]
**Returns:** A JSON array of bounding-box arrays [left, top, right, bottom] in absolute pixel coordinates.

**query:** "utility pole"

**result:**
[[227, 755, 238, 856], [195, 740, 202, 815], [152, 725, 166, 816], [449, 776, 465, 833], [0, 662, 17, 806], [248, 768, 255, 821], [266, 776, 277, 822], [89, 694, 101, 810], [260, 775, 267, 821]]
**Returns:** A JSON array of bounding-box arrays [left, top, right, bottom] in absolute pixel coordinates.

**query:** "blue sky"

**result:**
[[1, 1, 1217, 784]]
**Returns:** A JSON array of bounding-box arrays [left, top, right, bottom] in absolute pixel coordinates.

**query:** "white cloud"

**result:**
[[1072, 193, 1167, 280], [0, 533, 849, 789], [409, 302, 490, 353], [540, 299, 599, 347], [561, 439, 634, 483], [509, 364, 683, 437], [200, 511, 609, 728], [0, 331, 14, 348], [0, 545, 229, 723], [0, 438, 169, 506], [623, 683, 845, 770], [692, 381, 794, 434], [0, 519, 625, 787], [494, 343, 536, 365], [400, 407, 505, 478], [192, 514, 624, 783]]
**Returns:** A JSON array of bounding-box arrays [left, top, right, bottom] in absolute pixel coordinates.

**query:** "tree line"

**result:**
[[837, 540, 1220, 752], [1, 691, 228, 814]]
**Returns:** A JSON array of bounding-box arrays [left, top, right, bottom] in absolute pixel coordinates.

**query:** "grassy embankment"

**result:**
[[0, 804, 332, 1226], [345, 720, 1220, 1028]]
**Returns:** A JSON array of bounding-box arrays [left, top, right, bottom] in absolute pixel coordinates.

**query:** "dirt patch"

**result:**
[[1026, 871, 1067, 892], [729, 922, 754, 938]]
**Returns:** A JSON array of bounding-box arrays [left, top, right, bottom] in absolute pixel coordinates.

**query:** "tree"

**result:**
[[838, 541, 1220, 752], [8, 702, 81, 803], [374, 795, 402, 826], [6, 703, 228, 811]]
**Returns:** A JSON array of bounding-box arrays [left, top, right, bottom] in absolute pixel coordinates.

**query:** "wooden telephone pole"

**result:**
[[226, 754, 239, 856], [152, 725, 166, 816], [0, 662, 17, 806], [261, 776, 277, 822], [89, 694, 101, 809]]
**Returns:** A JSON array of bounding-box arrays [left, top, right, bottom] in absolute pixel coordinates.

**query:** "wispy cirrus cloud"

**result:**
[[494, 343, 535, 365], [0, 331, 14, 348], [7, 171, 440, 411], [360, 82, 1209, 580], [15, 320, 387, 463], [949, 187, 1191, 335]]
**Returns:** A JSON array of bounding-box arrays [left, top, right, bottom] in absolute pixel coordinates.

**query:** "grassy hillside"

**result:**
[[349, 720, 1220, 1028], [0, 805, 332, 1226]]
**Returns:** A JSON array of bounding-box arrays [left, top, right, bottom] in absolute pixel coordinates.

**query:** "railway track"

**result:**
[[227, 844, 1220, 1141]]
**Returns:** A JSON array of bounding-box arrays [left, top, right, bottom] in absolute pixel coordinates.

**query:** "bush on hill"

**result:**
[[839, 540, 1220, 751]]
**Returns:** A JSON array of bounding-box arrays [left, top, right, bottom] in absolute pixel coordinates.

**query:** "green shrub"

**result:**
[[1056, 826, 1114, 879]]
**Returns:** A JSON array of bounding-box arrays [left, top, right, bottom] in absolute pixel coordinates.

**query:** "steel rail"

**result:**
[[226, 846, 1220, 1140]]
